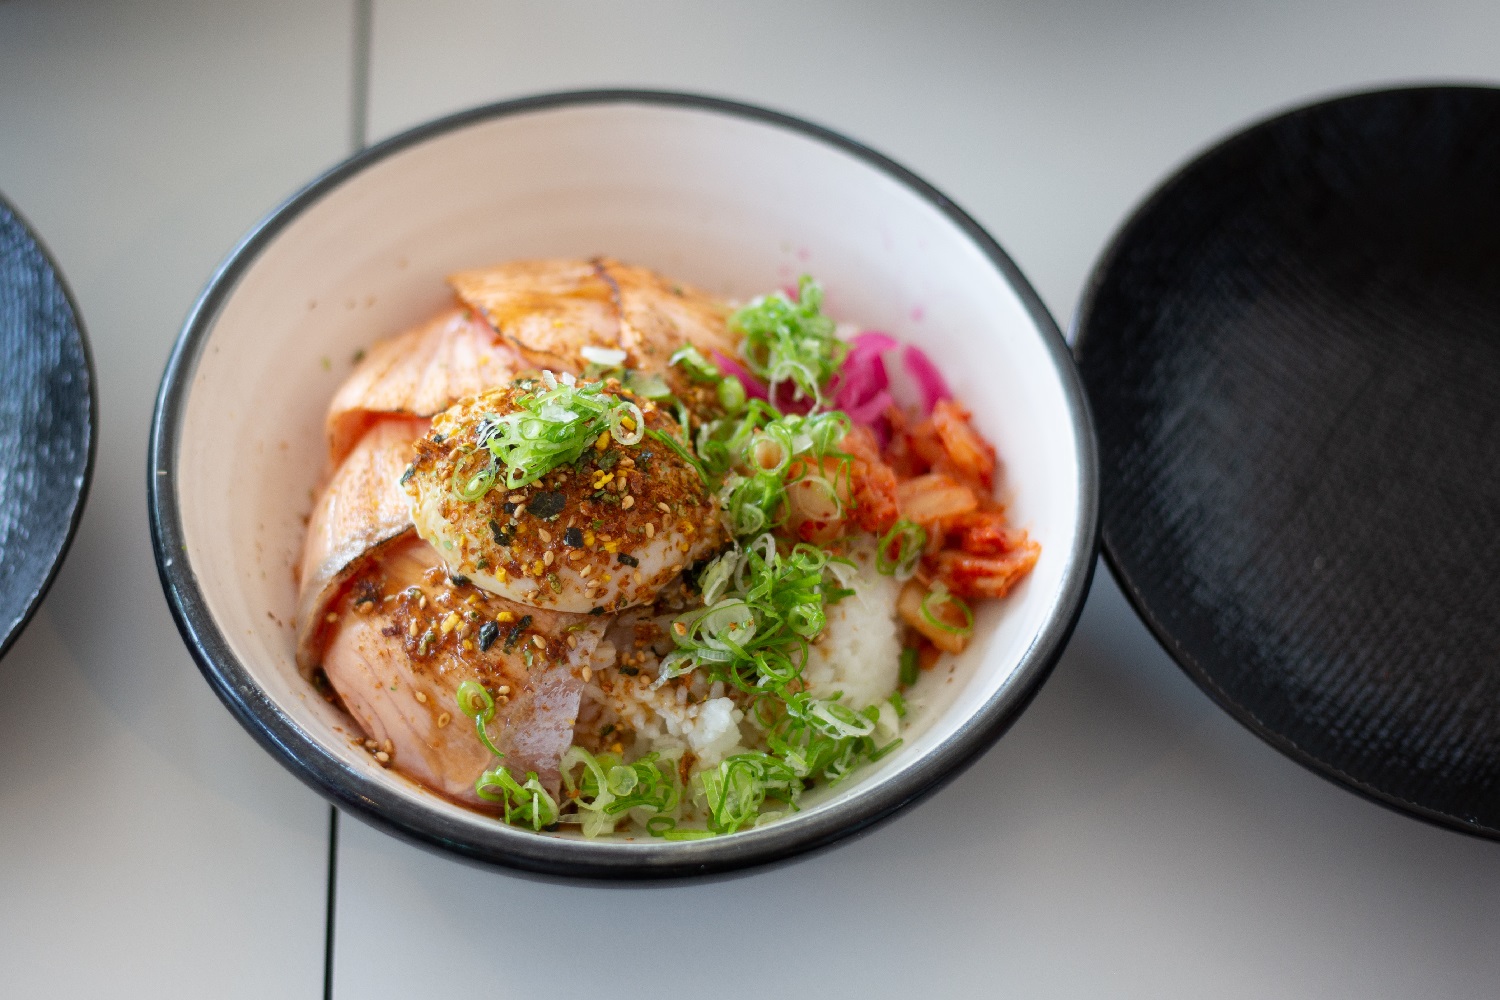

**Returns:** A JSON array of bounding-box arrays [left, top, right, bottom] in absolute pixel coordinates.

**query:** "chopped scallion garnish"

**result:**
[[463, 376, 647, 494], [919, 583, 974, 637], [730, 275, 846, 406], [876, 519, 926, 579], [899, 646, 919, 687]]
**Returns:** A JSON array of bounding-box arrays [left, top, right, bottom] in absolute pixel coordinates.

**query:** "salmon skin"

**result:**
[[326, 307, 521, 466]]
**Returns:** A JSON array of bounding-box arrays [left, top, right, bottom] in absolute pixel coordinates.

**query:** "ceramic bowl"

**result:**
[[149, 90, 1097, 878], [1, 194, 95, 662]]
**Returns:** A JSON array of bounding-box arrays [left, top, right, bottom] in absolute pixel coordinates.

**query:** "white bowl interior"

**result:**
[[174, 100, 1084, 843]]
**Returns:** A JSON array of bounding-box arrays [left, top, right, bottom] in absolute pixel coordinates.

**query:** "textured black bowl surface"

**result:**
[[0, 195, 95, 661], [1077, 86, 1500, 838]]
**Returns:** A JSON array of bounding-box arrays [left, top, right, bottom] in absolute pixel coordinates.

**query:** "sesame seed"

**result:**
[[497, 685, 511, 695], [382, 739, 393, 754], [582, 666, 593, 682], [325, 612, 338, 623], [657, 501, 670, 513], [580, 565, 593, 578], [375, 751, 390, 765], [567, 635, 578, 649], [415, 691, 428, 703], [543, 551, 554, 566], [568, 550, 583, 561], [538, 528, 552, 543], [437, 712, 451, 728], [508, 493, 524, 503], [532, 634, 545, 649], [407, 620, 419, 637], [633, 570, 643, 583], [644, 522, 655, 537], [673, 621, 687, 636], [622, 495, 635, 509]]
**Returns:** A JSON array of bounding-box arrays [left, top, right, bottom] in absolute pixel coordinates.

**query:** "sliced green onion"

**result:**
[[920, 584, 974, 636], [696, 549, 741, 605], [609, 400, 646, 445], [559, 747, 681, 837], [752, 430, 791, 475], [623, 369, 673, 401], [474, 376, 646, 491], [717, 375, 747, 414], [876, 519, 926, 579], [450, 448, 498, 502], [645, 427, 707, 482], [476, 765, 559, 831], [899, 646, 920, 687], [456, 680, 505, 758], [668, 344, 722, 383], [729, 275, 846, 406]]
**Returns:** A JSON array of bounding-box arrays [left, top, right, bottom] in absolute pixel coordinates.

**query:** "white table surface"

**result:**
[[3, 1, 1499, 996]]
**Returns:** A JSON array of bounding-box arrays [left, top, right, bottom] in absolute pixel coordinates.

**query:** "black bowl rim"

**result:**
[[0, 191, 98, 663], [1072, 82, 1500, 842], [148, 88, 1101, 879]]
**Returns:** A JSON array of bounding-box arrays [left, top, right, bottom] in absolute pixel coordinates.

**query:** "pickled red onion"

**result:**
[[710, 351, 769, 402], [901, 344, 951, 413]]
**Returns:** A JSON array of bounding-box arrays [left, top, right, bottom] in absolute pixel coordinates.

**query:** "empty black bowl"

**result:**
[[1076, 86, 1500, 838]]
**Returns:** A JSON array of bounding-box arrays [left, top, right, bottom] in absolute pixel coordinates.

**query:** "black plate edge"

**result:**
[[0, 193, 99, 662], [1070, 82, 1500, 842], [148, 87, 1101, 879]]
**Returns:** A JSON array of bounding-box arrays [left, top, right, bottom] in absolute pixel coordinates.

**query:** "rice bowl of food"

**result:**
[[150, 91, 1098, 878]]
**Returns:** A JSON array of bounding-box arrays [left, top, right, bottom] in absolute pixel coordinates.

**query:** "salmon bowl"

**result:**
[[149, 91, 1098, 879]]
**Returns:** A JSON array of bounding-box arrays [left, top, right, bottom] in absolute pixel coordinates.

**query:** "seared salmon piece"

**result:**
[[448, 257, 737, 375], [319, 537, 607, 801], [326, 307, 522, 466], [296, 418, 426, 675]]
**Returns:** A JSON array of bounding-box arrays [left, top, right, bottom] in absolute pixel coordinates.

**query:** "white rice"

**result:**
[[802, 551, 902, 710], [586, 670, 747, 769]]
